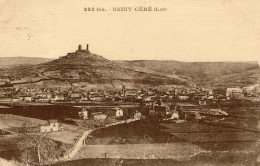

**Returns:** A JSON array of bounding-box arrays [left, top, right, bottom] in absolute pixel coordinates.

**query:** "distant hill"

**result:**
[[0, 57, 53, 67], [115, 60, 260, 88]]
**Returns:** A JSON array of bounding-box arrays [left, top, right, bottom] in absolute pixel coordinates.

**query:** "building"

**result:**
[[198, 100, 207, 105], [53, 95, 65, 101], [38, 98, 50, 103], [133, 111, 142, 119], [128, 110, 142, 119], [179, 96, 189, 101], [11, 97, 20, 102], [40, 120, 63, 132], [107, 107, 124, 118], [70, 93, 82, 99], [92, 96, 103, 102], [78, 108, 89, 119], [182, 111, 201, 121], [243, 85, 258, 96], [91, 112, 107, 120], [153, 100, 170, 119], [226, 88, 243, 99], [20, 95, 32, 102], [170, 111, 179, 119]]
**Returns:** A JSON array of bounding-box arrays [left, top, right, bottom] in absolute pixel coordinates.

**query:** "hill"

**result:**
[[1, 47, 259, 89], [0, 57, 53, 67], [0, 45, 187, 89], [115, 60, 260, 88]]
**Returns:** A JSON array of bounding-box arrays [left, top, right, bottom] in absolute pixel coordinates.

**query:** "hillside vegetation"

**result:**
[[116, 60, 260, 88]]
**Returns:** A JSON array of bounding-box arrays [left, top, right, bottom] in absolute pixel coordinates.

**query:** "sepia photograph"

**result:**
[[0, 0, 260, 165]]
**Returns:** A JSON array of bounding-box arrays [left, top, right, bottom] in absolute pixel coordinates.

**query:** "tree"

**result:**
[[17, 132, 67, 165]]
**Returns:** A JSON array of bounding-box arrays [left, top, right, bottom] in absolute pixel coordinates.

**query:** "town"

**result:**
[[0, 45, 259, 165]]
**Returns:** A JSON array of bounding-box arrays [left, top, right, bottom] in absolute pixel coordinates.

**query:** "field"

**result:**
[[0, 113, 46, 129], [78, 102, 260, 161], [57, 152, 258, 166], [76, 143, 203, 159], [0, 100, 259, 164]]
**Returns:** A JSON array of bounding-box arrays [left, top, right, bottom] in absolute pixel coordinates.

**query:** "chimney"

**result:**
[[86, 44, 89, 51], [78, 45, 82, 51]]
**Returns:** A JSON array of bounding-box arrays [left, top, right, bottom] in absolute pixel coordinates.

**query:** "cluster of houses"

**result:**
[[0, 83, 257, 104], [16, 119, 65, 134], [145, 99, 229, 122], [226, 84, 259, 99], [77, 106, 142, 121]]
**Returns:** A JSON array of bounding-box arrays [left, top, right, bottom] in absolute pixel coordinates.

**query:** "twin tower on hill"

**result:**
[[78, 44, 89, 52], [67, 44, 90, 56]]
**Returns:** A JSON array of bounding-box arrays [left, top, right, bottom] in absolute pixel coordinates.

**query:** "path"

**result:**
[[65, 117, 141, 159]]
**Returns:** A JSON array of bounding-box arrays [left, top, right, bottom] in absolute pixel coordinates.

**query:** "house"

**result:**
[[92, 96, 103, 102], [179, 96, 189, 101], [153, 100, 170, 119], [182, 111, 201, 121], [198, 100, 207, 105], [78, 108, 89, 119], [113, 94, 122, 101], [147, 91, 155, 96], [81, 97, 89, 101], [149, 109, 156, 116], [243, 85, 258, 96], [11, 97, 21, 102], [226, 88, 243, 99], [144, 97, 155, 106], [46, 93, 52, 99], [133, 110, 142, 119], [40, 120, 63, 132], [38, 98, 50, 103], [128, 110, 142, 119], [19, 95, 32, 102], [154, 100, 170, 112], [36, 93, 48, 98], [91, 112, 107, 120], [124, 90, 137, 97], [70, 93, 82, 99], [53, 95, 65, 101], [107, 107, 124, 118], [23, 96, 32, 102], [170, 111, 179, 119]]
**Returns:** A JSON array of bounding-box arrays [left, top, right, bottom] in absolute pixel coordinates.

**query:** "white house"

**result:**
[[107, 107, 124, 118], [78, 108, 89, 119], [40, 120, 63, 132], [179, 96, 189, 101], [11, 98, 21, 102], [114, 107, 124, 117], [226, 88, 243, 99], [133, 111, 142, 119], [23, 96, 32, 102]]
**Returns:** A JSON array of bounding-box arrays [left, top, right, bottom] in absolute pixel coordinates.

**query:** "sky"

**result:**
[[0, 0, 260, 62]]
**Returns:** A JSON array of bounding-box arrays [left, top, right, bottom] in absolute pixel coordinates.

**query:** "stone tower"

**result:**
[[78, 45, 82, 51], [86, 44, 89, 51]]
